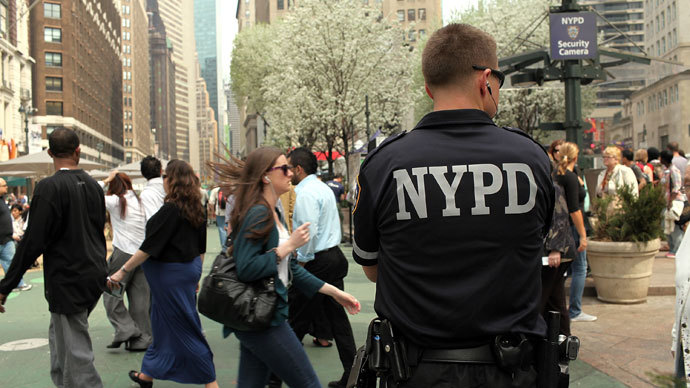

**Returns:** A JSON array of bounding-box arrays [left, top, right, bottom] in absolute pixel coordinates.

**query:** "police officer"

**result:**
[[352, 24, 554, 387]]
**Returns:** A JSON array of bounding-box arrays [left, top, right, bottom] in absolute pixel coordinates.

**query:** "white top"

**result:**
[[140, 177, 166, 221], [276, 221, 290, 286], [99, 181, 146, 255], [208, 187, 225, 216]]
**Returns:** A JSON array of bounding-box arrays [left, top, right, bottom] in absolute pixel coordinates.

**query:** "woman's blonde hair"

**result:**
[[634, 148, 648, 163], [603, 146, 622, 162], [557, 142, 579, 175]]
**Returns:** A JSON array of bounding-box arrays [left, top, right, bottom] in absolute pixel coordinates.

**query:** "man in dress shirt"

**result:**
[[287, 147, 356, 388], [140, 156, 166, 221]]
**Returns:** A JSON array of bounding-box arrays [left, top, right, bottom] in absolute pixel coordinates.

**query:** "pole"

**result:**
[[563, 60, 583, 149], [365, 95, 370, 140], [24, 115, 29, 154]]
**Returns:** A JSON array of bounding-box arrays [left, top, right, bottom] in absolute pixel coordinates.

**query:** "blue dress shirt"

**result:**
[[293, 174, 342, 262]]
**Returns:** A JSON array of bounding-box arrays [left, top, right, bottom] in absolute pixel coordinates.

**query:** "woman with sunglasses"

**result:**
[[209, 147, 360, 388], [108, 160, 218, 388]]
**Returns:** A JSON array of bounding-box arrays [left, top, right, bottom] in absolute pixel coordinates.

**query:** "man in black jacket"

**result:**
[[0, 127, 107, 387]]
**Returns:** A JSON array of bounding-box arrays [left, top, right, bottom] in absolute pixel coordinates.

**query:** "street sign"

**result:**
[[549, 12, 597, 60]]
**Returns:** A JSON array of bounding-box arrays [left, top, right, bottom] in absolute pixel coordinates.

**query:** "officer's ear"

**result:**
[[425, 84, 434, 100]]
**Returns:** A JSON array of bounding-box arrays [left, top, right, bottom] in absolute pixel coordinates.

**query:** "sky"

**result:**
[[218, 0, 478, 82]]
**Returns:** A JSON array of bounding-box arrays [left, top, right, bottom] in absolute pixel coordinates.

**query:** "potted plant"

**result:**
[[588, 183, 666, 303]]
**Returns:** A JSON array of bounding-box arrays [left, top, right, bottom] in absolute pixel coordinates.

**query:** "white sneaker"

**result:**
[[571, 312, 597, 322], [12, 284, 33, 292]]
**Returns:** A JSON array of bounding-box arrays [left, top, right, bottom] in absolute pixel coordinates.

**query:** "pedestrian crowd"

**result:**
[[0, 127, 360, 388]]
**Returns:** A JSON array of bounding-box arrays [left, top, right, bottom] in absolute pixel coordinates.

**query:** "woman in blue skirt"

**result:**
[[109, 159, 218, 388]]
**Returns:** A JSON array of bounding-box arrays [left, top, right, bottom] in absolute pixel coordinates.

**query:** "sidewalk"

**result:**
[[0, 231, 679, 387]]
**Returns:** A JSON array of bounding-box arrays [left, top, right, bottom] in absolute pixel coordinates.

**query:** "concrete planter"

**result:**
[[587, 239, 660, 304]]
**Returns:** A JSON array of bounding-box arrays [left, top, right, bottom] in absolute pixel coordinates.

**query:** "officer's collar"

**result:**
[[413, 109, 496, 130]]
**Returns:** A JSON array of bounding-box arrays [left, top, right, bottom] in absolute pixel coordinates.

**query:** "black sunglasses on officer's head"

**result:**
[[472, 65, 505, 89], [268, 164, 291, 176]]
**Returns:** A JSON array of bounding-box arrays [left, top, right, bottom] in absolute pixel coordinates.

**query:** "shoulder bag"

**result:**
[[198, 247, 277, 331]]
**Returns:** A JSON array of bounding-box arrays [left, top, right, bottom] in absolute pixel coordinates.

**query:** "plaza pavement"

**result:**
[[0, 227, 676, 387]]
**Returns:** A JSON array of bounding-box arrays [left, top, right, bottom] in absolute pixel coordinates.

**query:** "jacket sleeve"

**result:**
[[289, 258, 324, 298], [0, 182, 58, 294], [233, 206, 279, 283]]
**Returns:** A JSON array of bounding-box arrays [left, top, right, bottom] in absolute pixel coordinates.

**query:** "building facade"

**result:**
[[31, 0, 124, 165], [627, 0, 689, 150], [225, 83, 241, 156], [580, 0, 646, 120], [196, 73, 217, 186], [122, 0, 153, 164], [148, 0, 176, 160], [381, 0, 442, 45], [155, 0, 198, 170], [1, 0, 34, 156]]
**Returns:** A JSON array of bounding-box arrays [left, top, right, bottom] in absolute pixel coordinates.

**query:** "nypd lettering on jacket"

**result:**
[[393, 163, 536, 220]]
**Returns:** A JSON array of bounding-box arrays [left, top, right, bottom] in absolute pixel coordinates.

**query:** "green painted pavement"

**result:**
[[0, 227, 622, 387]]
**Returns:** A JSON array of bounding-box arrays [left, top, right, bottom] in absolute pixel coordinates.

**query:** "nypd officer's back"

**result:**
[[352, 24, 554, 387]]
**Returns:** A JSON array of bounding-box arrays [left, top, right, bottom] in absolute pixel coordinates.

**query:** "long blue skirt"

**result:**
[[141, 257, 216, 384]]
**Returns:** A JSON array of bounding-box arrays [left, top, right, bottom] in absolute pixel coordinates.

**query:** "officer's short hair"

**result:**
[[422, 23, 497, 89], [141, 155, 162, 180], [667, 142, 680, 153], [288, 147, 317, 175], [48, 127, 79, 158]]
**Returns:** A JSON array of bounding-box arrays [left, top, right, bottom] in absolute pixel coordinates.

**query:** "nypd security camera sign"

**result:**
[[549, 12, 597, 60]]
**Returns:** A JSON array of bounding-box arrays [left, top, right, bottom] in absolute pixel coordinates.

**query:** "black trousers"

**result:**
[[289, 246, 356, 380], [539, 261, 572, 336], [390, 363, 538, 388]]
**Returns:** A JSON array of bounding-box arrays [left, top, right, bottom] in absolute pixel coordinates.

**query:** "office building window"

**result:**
[[0, 2, 6, 37], [46, 77, 62, 91], [408, 29, 416, 42], [419, 29, 426, 39], [408, 9, 415, 21], [44, 3, 61, 19], [123, 31, 130, 40], [278, 0, 284, 9], [419, 8, 426, 20], [122, 5, 130, 14], [44, 27, 62, 43], [661, 11, 665, 29], [46, 101, 63, 115], [45, 52, 62, 67], [123, 18, 130, 27], [397, 10, 404, 22]]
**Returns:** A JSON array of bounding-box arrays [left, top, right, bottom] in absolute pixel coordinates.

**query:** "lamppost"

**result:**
[[18, 103, 37, 155], [96, 141, 104, 163]]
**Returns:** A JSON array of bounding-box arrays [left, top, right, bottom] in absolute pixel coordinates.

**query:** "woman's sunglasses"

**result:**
[[268, 164, 291, 176]]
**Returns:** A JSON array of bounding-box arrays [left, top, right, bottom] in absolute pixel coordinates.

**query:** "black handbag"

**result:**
[[198, 250, 277, 331]]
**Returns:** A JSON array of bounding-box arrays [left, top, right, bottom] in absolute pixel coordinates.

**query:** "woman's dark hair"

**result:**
[[647, 147, 660, 161], [548, 139, 564, 161], [207, 147, 282, 245], [106, 172, 135, 219], [10, 204, 23, 213], [660, 149, 674, 166], [164, 160, 205, 227]]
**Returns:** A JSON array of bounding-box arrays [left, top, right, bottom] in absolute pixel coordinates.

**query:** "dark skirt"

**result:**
[[141, 257, 216, 384]]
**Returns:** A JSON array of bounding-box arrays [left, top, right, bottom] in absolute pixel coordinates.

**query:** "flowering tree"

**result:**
[[260, 0, 415, 173]]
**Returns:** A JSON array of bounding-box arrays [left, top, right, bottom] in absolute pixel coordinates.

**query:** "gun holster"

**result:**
[[347, 318, 412, 388], [491, 333, 534, 374], [536, 311, 580, 388]]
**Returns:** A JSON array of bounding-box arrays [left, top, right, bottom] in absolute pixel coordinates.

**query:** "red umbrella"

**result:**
[[314, 151, 344, 161]]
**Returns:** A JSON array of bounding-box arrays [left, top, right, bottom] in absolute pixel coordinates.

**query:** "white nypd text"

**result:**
[[393, 163, 537, 220]]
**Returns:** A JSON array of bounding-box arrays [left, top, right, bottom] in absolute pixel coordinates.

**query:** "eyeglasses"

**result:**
[[268, 164, 291, 176], [472, 65, 505, 89]]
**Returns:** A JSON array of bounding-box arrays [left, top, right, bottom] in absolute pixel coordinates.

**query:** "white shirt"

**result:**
[[277, 221, 290, 286], [99, 181, 146, 255], [140, 177, 166, 221], [208, 187, 225, 216]]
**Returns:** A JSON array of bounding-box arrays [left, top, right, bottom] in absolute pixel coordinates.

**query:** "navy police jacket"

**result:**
[[352, 109, 554, 349]]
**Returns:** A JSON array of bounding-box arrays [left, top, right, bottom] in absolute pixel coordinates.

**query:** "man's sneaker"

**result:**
[[12, 284, 32, 292], [571, 312, 597, 322], [666, 252, 676, 258]]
